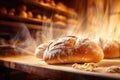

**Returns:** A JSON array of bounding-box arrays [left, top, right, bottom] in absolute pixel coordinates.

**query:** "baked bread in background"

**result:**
[[34, 14, 42, 20], [99, 39, 120, 59], [27, 11, 33, 18], [38, 0, 56, 7], [56, 2, 67, 12], [35, 42, 52, 58], [0, 7, 7, 14], [8, 8, 15, 16], [67, 8, 77, 16], [75, 39, 104, 63], [18, 5, 28, 18], [18, 5, 27, 12], [54, 14, 67, 21], [18, 11, 28, 18], [17, 5, 26, 18], [54, 21, 66, 28]]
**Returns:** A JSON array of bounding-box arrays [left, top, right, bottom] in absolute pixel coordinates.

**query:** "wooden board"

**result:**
[[0, 55, 120, 80]]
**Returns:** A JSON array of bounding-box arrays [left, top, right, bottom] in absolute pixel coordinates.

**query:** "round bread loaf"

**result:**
[[8, 8, 15, 16], [43, 36, 77, 64], [75, 39, 104, 63], [100, 40, 120, 58], [0, 7, 7, 14], [18, 11, 27, 18], [19, 5, 27, 11], [35, 42, 52, 58], [27, 11, 33, 18]]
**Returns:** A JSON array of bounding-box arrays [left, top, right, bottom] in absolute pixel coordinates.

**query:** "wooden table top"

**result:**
[[0, 55, 120, 80]]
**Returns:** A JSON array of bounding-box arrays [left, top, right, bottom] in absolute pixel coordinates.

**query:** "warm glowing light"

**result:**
[[13, 0, 120, 54]]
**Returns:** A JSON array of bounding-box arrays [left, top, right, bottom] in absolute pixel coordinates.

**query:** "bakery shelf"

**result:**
[[21, 0, 77, 18], [0, 20, 65, 33], [0, 14, 47, 26], [0, 14, 67, 30]]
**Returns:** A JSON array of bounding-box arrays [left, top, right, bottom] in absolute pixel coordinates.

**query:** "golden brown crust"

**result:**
[[54, 14, 67, 21], [101, 40, 120, 58], [0, 7, 7, 14], [35, 42, 52, 58], [18, 11, 28, 18], [75, 39, 104, 63], [8, 8, 15, 16], [43, 36, 77, 64], [27, 11, 33, 18], [43, 37, 104, 64]]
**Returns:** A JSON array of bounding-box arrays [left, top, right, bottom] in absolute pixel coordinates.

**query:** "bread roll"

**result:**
[[67, 8, 77, 16], [54, 21, 66, 27], [43, 36, 77, 64], [54, 14, 67, 21], [39, 0, 51, 7], [42, 15, 47, 20], [35, 14, 42, 20], [50, 0, 56, 7], [0, 7, 7, 14], [75, 39, 104, 63], [35, 42, 52, 58], [18, 11, 27, 18], [46, 18, 51, 23], [19, 5, 27, 12], [0, 39, 6, 45], [8, 8, 15, 16], [40, 0, 56, 7], [43, 37, 103, 64], [100, 39, 120, 58], [27, 11, 33, 18], [56, 2, 67, 12]]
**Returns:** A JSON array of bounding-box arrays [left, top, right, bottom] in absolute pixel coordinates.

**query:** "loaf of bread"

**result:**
[[54, 14, 67, 21], [18, 5, 27, 12], [99, 39, 120, 58], [56, 2, 67, 12], [27, 11, 33, 18], [35, 42, 52, 58], [8, 8, 15, 16], [18, 11, 28, 18], [54, 21, 66, 28], [40, 36, 104, 64], [0, 7, 7, 14], [75, 39, 104, 63], [17, 5, 27, 18], [34, 14, 42, 20]]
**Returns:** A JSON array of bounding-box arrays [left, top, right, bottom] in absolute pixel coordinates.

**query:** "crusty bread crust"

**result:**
[[43, 37, 104, 64], [101, 40, 120, 58], [35, 42, 53, 58]]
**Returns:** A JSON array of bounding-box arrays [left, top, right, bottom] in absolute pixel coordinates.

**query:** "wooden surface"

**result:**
[[0, 20, 65, 33], [0, 55, 120, 80]]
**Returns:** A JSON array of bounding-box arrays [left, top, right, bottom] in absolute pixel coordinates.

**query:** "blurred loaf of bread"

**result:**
[[0, 7, 7, 14]]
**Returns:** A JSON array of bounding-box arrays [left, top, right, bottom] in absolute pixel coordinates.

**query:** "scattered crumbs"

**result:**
[[72, 63, 120, 74]]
